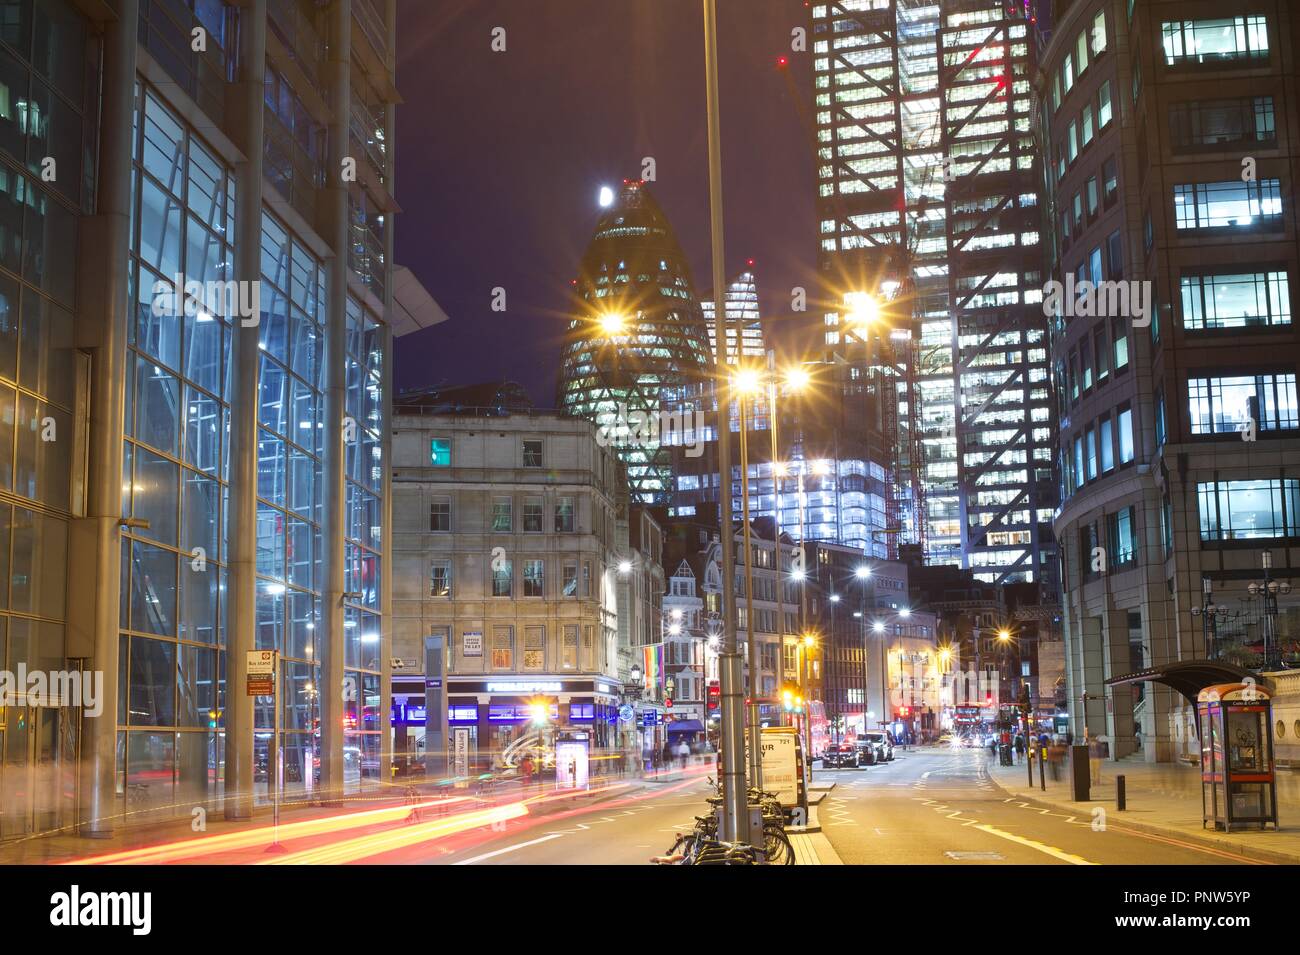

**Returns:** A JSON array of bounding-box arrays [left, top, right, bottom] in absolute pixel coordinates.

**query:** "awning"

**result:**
[[1105, 660, 1269, 707], [666, 720, 704, 734]]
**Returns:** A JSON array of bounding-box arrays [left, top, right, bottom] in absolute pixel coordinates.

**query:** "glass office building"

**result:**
[[558, 180, 713, 504], [810, 0, 1056, 585], [0, 0, 398, 839]]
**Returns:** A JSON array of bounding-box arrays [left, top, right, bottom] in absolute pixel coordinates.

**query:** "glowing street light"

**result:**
[[872, 621, 885, 634], [843, 291, 881, 331], [617, 560, 632, 574], [731, 366, 763, 395], [596, 311, 627, 336], [598, 185, 615, 207], [855, 565, 872, 580]]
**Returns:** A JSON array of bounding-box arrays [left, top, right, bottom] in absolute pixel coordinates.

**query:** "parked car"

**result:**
[[822, 742, 861, 769], [851, 736, 878, 765], [863, 731, 895, 762]]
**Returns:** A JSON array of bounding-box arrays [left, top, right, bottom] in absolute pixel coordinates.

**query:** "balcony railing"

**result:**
[[267, 0, 328, 91]]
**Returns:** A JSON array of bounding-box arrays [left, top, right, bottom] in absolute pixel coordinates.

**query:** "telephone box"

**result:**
[[1196, 683, 1278, 832]]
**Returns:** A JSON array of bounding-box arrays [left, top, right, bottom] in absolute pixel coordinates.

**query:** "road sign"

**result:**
[[246, 650, 275, 696], [664, 698, 673, 709], [618, 704, 635, 723]]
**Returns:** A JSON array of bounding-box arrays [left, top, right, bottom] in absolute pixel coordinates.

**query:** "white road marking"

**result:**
[[453, 834, 565, 865]]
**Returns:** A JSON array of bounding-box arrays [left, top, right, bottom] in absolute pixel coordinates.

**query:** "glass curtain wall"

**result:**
[[122, 83, 235, 815]]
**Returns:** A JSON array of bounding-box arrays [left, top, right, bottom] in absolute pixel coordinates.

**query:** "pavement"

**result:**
[[985, 751, 1300, 865]]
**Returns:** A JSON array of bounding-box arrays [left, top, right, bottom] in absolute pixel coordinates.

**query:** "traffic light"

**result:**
[[899, 706, 910, 718], [707, 680, 720, 712]]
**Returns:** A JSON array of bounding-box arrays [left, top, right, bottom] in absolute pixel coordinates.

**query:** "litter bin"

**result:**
[[1069, 744, 1090, 800]]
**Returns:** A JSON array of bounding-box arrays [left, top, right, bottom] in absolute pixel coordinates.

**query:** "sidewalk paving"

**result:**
[[791, 802, 843, 864], [985, 753, 1300, 864]]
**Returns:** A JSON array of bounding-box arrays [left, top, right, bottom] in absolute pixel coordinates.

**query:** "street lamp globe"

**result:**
[[618, 560, 632, 574], [855, 565, 872, 580]]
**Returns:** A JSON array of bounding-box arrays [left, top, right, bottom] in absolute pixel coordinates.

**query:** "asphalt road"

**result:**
[[815, 746, 1258, 865]]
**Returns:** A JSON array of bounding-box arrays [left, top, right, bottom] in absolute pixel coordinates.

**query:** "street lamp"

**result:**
[[1190, 577, 1230, 660], [730, 361, 816, 788], [1247, 553, 1292, 670]]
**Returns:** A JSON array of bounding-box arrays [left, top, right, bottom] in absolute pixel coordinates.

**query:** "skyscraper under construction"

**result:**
[[810, 0, 1057, 585]]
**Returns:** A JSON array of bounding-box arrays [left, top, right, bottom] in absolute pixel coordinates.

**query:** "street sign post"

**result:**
[[247, 650, 284, 851]]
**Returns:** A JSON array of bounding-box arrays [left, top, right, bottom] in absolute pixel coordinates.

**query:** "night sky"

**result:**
[[393, 0, 817, 407]]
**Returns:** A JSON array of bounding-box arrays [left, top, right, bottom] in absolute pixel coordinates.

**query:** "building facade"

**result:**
[[0, 0, 407, 840], [1040, 0, 1300, 761], [810, 0, 1057, 585], [390, 407, 629, 772], [557, 179, 713, 504]]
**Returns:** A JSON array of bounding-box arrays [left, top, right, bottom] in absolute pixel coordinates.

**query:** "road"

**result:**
[[68, 748, 1264, 865], [815, 745, 1257, 865]]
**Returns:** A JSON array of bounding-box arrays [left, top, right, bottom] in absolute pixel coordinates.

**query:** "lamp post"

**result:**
[[701, 0, 746, 842], [731, 364, 813, 788], [1190, 577, 1230, 661], [1248, 553, 1292, 670]]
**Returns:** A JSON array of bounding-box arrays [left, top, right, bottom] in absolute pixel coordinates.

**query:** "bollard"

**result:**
[[1117, 774, 1126, 811], [1039, 747, 1046, 791]]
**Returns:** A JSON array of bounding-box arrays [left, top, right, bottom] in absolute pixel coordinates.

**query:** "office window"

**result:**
[[1086, 177, 1098, 217], [1082, 343, 1094, 392], [1067, 122, 1078, 162], [1073, 194, 1083, 231], [1155, 389, 1166, 446], [1198, 479, 1299, 540], [1170, 97, 1276, 152], [1070, 350, 1080, 402], [430, 560, 451, 598], [430, 438, 450, 466], [1118, 405, 1134, 464], [522, 497, 543, 532], [1143, 210, 1154, 254], [1106, 231, 1123, 279], [491, 626, 513, 668], [1097, 82, 1112, 129], [1132, 58, 1141, 105], [1080, 521, 1100, 577], [1062, 54, 1074, 94], [1188, 374, 1298, 434], [1101, 157, 1118, 209], [1095, 327, 1109, 383], [1093, 11, 1108, 55], [1162, 17, 1269, 65], [1108, 507, 1137, 567], [1081, 105, 1094, 148], [523, 559, 544, 597], [492, 559, 513, 597], [523, 626, 545, 670], [429, 497, 450, 532], [561, 625, 579, 669], [562, 561, 578, 597], [1175, 180, 1283, 229], [1085, 426, 1097, 481], [555, 496, 574, 532], [1180, 271, 1291, 329], [1089, 246, 1103, 286], [1161, 494, 1173, 554], [1076, 31, 1089, 75], [491, 497, 512, 532], [522, 439, 543, 468], [1100, 416, 1114, 473]]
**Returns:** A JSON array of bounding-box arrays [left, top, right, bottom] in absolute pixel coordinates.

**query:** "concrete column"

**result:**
[[378, 0, 397, 785], [73, 0, 138, 838], [319, 0, 353, 801], [1078, 613, 1107, 739], [1102, 608, 1136, 758], [225, 0, 267, 821]]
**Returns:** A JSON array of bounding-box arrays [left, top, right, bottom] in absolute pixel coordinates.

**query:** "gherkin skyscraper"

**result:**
[[559, 181, 714, 503]]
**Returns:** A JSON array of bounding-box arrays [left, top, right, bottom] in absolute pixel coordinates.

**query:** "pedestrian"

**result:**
[[1014, 734, 1025, 764], [520, 754, 534, 789], [661, 741, 672, 769], [677, 738, 690, 769]]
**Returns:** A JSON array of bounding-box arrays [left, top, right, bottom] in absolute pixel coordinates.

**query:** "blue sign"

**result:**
[[618, 704, 635, 723], [642, 711, 659, 727]]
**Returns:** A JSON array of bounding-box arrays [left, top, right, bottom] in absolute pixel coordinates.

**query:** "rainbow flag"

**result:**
[[643, 644, 663, 691]]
